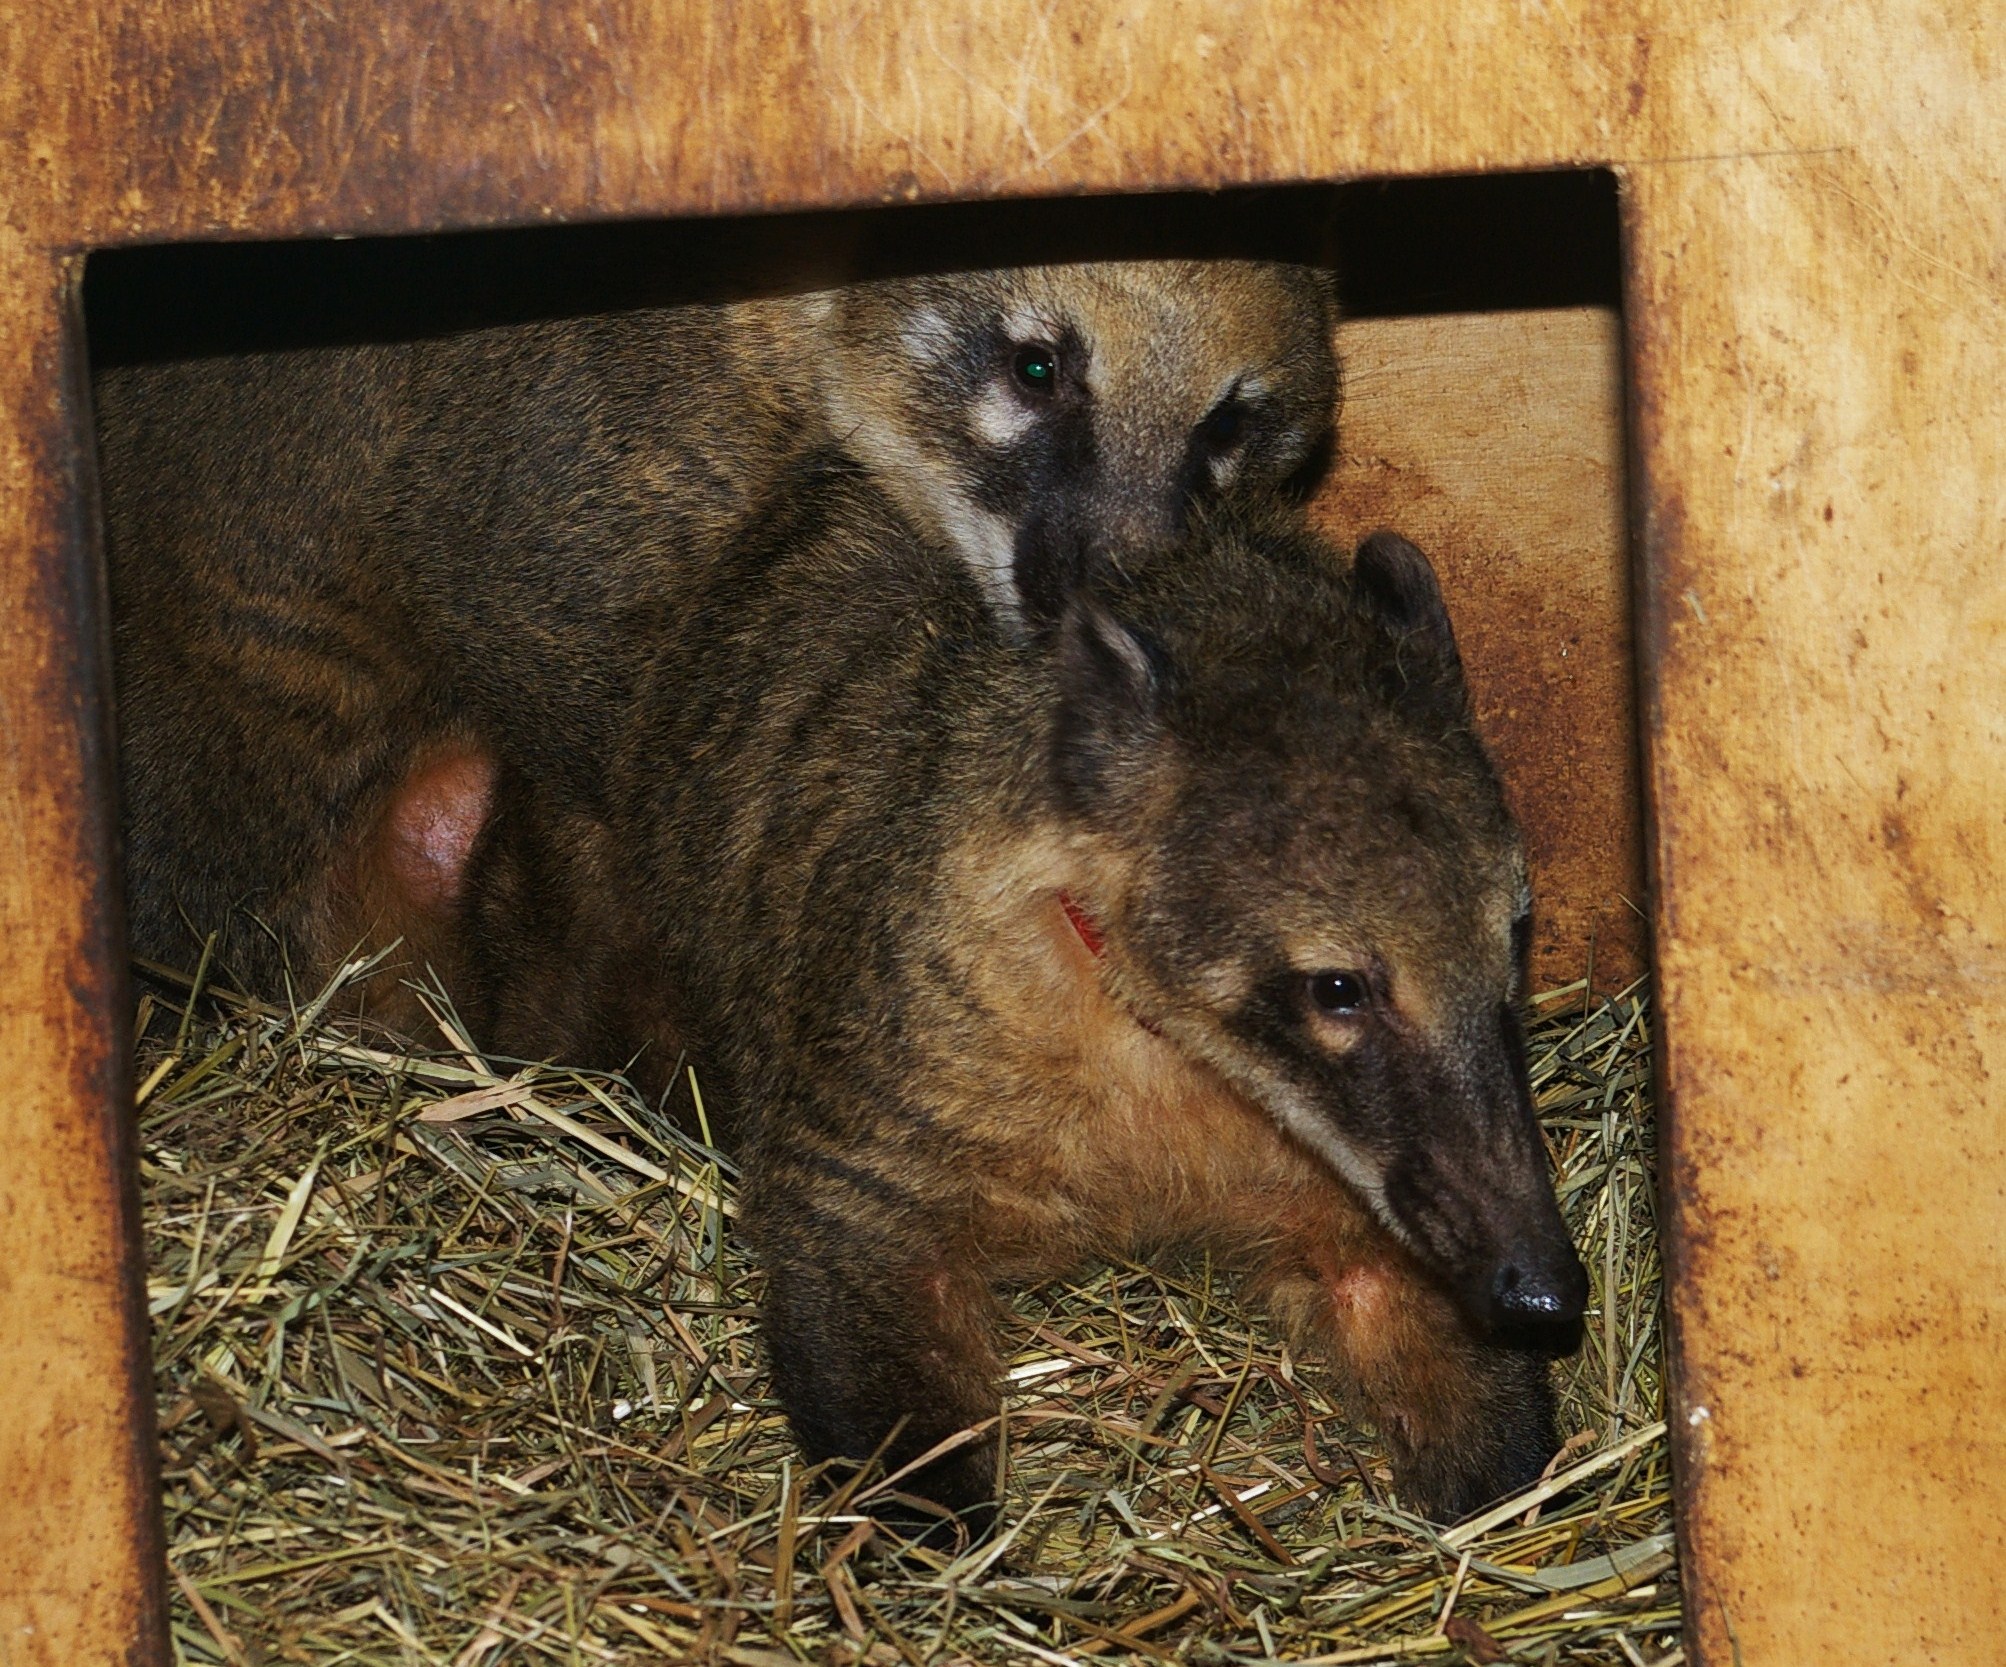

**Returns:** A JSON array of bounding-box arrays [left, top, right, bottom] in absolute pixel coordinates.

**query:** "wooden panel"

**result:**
[[1314, 308, 1643, 993], [13, 5, 1702, 248], [0, 244, 167, 1664], [1, 3, 2002, 1662], [1628, 139, 2006, 1664]]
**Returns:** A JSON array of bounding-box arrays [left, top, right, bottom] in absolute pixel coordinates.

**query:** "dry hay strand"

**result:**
[[139, 951, 1676, 1666]]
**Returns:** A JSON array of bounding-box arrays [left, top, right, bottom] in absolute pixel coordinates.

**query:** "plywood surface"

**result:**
[[2, 4, 2003, 1664], [0, 241, 166, 1663], [1627, 143, 2006, 1663]]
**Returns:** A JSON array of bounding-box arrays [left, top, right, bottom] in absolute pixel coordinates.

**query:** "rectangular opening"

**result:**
[[89, 171, 1671, 1662], [1319, 169, 1645, 996]]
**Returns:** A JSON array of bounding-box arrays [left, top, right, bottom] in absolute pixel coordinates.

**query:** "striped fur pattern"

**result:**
[[458, 464, 1583, 1529], [95, 259, 1334, 1001]]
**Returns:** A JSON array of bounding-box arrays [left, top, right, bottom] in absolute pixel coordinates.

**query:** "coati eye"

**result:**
[[1306, 971, 1370, 1016], [1012, 344, 1059, 394], [1199, 397, 1248, 450]]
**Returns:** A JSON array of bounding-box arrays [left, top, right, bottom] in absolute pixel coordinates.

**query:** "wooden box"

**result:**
[[3, 6, 2001, 1662]]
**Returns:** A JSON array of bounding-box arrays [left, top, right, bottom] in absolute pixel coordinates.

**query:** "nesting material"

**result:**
[[140, 954, 1675, 1665]]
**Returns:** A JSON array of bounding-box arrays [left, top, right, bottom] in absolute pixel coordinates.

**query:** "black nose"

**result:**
[[1488, 1248, 1590, 1331]]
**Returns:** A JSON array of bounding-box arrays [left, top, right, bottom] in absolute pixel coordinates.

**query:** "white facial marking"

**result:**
[[819, 375, 1025, 627], [1081, 339, 1108, 399], [898, 306, 956, 365], [970, 383, 1036, 447], [1003, 304, 1053, 345], [934, 489, 1023, 628], [1163, 1015, 1411, 1249], [1262, 1082, 1398, 1228], [1087, 605, 1156, 688]]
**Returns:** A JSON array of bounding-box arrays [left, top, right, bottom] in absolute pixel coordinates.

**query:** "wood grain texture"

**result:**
[[0, 242, 167, 1664], [1627, 132, 2006, 1663], [12, 3, 1723, 248], [1314, 308, 1644, 994], [2, 2, 2003, 1661]]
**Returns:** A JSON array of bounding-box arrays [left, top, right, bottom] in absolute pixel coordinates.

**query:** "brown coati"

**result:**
[[453, 455, 1587, 1529], [96, 256, 1336, 1001]]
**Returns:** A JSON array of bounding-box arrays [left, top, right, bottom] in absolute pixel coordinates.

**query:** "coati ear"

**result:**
[[1051, 599, 1167, 814], [1352, 530, 1467, 682]]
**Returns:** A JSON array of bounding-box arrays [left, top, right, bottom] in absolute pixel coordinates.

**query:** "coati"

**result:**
[[95, 254, 1337, 1000], [451, 456, 1588, 1528]]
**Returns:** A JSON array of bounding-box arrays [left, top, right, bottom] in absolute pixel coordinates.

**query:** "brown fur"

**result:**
[[935, 837, 1535, 1507], [451, 458, 1584, 1530], [96, 257, 1336, 1003]]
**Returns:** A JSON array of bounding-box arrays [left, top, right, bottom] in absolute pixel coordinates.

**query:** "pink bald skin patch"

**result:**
[[382, 746, 497, 916]]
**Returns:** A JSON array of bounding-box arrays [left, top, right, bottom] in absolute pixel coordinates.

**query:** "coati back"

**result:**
[[458, 459, 1586, 1529], [97, 256, 1336, 996]]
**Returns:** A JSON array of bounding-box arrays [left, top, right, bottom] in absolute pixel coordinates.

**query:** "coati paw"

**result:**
[[819, 1439, 1000, 1550], [1392, 1437, 1552, 1525], [1384, 1356, 1559, 1524]]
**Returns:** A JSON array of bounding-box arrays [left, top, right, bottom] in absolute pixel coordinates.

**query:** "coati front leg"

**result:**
[[747, 1155, 1003, 1535], [1254, 1210, 1558, 1523]]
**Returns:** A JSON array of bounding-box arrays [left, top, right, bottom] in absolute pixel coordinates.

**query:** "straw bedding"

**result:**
[[139, 953, 1676, 1666]]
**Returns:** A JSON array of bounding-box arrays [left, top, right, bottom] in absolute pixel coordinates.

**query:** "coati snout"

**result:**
[[1051, 526, 1587, 1346], [1372, 1006, 1590, 1340], [819, 260, 1337, 630], [458, 468, 1584, 1529]]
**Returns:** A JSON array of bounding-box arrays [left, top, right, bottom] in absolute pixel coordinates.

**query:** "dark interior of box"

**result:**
[[87, 170, 1622, 363]]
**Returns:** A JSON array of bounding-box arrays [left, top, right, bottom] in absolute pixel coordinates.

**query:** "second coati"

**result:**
[[452, 458, 1588, 1528], [96, 253, 1337, 999]]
